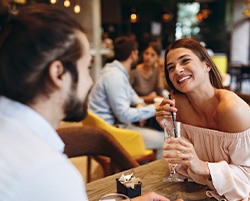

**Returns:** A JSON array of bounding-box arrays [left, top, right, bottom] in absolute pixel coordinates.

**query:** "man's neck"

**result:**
[[27, 95, 64, 129], [119, 60, 132, 73]]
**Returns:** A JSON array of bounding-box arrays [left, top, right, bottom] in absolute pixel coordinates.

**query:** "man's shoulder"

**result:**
[[102, 64, 124, 75], [0, 117, 85, 200], [3, 154, 85, 201], [0, 115, 65, 171], [98, 66, 127, 85]]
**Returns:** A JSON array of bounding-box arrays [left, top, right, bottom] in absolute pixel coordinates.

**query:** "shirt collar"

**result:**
[[111, 60, 129, 78], [0, 96, 64, 152]]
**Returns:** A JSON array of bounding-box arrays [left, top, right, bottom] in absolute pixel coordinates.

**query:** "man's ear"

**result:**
[[48, 60, 65, 88]]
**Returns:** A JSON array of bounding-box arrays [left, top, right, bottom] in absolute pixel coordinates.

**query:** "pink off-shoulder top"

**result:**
[[178, 124, 250, 201]]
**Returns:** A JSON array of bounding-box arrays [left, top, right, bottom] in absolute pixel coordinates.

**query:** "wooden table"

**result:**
[[86, 159, 215, 201]]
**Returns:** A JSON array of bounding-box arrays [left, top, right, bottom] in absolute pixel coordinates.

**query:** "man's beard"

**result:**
[[63, 90, 88, 122], [131, 57, 138, 70]]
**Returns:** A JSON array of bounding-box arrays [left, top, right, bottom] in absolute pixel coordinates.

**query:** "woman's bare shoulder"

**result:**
[[216, 89, 250, 132], [217, 89, 249, 108], [173, 93, 189, 108]]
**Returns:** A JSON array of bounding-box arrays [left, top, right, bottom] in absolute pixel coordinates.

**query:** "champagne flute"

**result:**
[[99, 193, 130, 201], [163, 120, 184, 182]]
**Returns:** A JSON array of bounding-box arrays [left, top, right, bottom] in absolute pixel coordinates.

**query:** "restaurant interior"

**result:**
[[11, 0, 250, 94], [8, 0, 250, 192]]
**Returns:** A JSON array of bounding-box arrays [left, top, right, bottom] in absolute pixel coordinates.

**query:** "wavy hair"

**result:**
[[164, 38, 223, 94]]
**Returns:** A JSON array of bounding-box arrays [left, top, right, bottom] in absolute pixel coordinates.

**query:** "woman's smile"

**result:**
[[177, 75, 191, 83]]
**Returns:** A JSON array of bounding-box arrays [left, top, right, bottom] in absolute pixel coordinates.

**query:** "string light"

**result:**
[[50, 0, 56, 4], [162, 12, 172, 22], [14, 0, 26, 4], [196, 6, 211, 22], [130, 8, 138, 23], [64, 0, 70, 7], [74, 4, 80, 14], [49, 0, 81, 14], [130, 13, 137, 23]]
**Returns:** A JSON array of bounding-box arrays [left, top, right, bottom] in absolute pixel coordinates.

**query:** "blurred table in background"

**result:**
[[86, 159, 215, 201], [228, 63, 250, 93]]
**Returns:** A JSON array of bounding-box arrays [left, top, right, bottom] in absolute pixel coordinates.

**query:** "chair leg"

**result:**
[[87, 156, 113, 182], [92, 156, 112, 177], [110, 160, 118, 174], [134, 151, 156, 165], [87, 156, 92, 183]]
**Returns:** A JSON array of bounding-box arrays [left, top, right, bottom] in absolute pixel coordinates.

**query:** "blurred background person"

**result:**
[[101, 31, 113, 50], [130, 41, 166, 104], [88, 36, 164, 159], [130, 42, 170, 131], [101, 31, 114, 63]]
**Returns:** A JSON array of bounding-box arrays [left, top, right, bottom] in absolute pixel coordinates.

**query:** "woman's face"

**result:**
[[166, 47, 210, 93], [142, 47, 159, 67]]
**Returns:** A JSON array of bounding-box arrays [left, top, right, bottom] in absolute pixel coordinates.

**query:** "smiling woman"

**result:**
[[164, 38, 223, 94], [166, 47, 212, 93], [156, 38, 250, 200]]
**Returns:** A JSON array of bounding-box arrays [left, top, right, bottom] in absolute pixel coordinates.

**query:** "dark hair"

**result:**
[[114, 36, 138, 61], [0, 3, 85, 104], [145, 41, 162, 56], [164, 38, 223, 94]]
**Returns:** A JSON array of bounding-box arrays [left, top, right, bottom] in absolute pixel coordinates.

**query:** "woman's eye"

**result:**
[[182, 59, 190, 64], [167, 66, 174, 72]]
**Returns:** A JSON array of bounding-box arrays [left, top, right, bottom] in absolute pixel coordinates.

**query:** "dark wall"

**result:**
[[101, 0, 231, 54], [197, 0, 229, 53]]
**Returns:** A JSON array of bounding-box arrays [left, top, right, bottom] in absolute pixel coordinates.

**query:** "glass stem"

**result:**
[[170, 163, 177, 175]]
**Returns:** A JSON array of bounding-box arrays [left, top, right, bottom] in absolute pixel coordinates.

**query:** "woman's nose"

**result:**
[[175, 66, 184, 74]]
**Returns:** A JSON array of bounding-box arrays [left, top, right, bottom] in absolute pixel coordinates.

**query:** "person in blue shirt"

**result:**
[[88, 36, 164, 159]]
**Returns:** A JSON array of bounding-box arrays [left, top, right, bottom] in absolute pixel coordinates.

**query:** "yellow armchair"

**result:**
[[82, 111, 155, 161], [58, 111, 155, 182]]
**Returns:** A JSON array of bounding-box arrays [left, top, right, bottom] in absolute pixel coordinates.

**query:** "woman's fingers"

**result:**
[[164, 138, 194, 160], [159, 98, 175, 106], [156, 101, 177, 113], [155, 97, 178, 128]]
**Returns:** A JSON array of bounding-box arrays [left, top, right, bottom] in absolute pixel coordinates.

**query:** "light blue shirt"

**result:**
[[88, 60, 156, 125], [0, 96, 88, 201]]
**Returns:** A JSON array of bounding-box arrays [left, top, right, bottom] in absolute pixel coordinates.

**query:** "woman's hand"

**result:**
[[164, 137, 210, 176], [139, 119, 146, 127], [155, 98, 177, 128], [142, 92, 158, 104]]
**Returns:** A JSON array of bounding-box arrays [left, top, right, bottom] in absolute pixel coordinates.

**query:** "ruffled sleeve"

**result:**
[[182, 124, 250, 200]]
